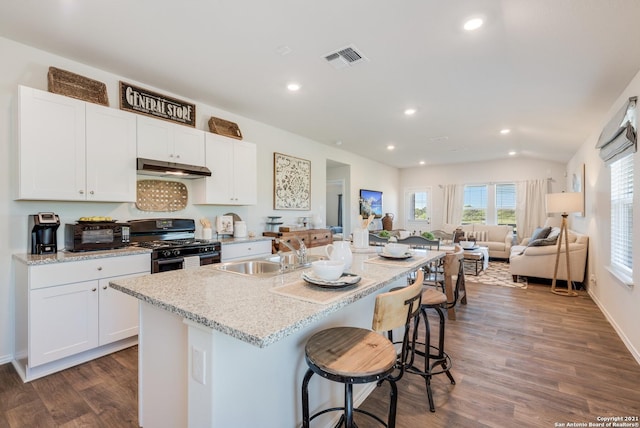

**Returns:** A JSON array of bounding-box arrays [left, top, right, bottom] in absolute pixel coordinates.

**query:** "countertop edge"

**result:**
[[13, 247, 152, 265]]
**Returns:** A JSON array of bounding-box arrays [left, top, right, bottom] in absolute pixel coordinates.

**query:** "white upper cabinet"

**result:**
[[193, 133, 257, 205], [85, 103, 137, 201], [136, 115, 205, 166], [18, 86, 86, 200], [17, 86, 137, 202]]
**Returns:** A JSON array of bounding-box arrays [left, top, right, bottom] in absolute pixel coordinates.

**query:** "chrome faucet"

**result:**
[[277, 237, 308, 265]]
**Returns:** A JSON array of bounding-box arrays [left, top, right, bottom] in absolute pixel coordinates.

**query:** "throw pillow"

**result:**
[[464, 230, 487, 242], [528, 236, 558, 247], [547, 227, 561, 240], [530, 226, 552, 241]]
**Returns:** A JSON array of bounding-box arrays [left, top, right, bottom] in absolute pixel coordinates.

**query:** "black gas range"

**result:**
[[128, 218, 221, 274]]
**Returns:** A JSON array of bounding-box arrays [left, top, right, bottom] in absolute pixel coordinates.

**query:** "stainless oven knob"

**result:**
[[173, 250, 180, 256], [162, 250, 172, 257]]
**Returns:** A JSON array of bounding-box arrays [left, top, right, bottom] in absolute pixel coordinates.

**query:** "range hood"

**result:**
[[136, 158, 211, 179]]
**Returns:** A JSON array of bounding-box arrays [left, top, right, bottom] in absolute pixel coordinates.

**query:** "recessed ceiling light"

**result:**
[[500, 129, 511, 135], [419, 161, 425, 165], [387, 144, 395, 151], [287, 83, 301, 91], [508, 151, 517, 156], [404, 108, 417, 116], [464, 18, 483, 31]]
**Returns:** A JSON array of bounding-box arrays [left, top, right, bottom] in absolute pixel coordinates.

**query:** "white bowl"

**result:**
[[311, 260, 345, 281], [459, 240, 476, 249], [384, 243, 410, 257]]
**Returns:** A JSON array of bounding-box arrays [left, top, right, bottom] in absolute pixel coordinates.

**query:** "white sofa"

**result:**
[[458, 224, 514, 259], [509, 230, 589, 283]]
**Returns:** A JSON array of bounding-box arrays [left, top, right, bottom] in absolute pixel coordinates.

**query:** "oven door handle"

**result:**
[[157, 257, 184, 266]]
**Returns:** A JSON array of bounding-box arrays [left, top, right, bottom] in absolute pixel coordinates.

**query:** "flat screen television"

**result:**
[[359, 189, 383, 218]]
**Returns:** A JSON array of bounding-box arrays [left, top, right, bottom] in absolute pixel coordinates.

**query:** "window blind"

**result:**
[[596, 96, 637, 165], [610, 154, 633, 278], [496, 183, 516, 226]]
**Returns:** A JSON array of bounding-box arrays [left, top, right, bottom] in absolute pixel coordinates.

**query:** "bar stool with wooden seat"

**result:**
[[407, 250, 463, 412], [301, 270, 424, 428]]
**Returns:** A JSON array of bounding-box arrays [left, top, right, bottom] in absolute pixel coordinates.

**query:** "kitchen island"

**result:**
[[110, 246, 443, 428]]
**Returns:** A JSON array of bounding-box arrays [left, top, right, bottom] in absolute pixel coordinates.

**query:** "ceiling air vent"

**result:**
[[324, 45, 368, 69]]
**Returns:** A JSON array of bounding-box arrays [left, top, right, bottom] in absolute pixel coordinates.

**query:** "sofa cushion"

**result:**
[[473, 225, 513, 243]]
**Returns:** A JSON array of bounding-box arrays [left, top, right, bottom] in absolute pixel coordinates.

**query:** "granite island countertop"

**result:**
[[110, 246, 444, 348]]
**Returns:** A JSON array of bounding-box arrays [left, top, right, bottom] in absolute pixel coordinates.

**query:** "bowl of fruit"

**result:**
[[78, 216, 116, 223]]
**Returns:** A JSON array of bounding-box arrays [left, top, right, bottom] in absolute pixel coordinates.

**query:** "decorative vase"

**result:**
[[382, 213, 394, 231]]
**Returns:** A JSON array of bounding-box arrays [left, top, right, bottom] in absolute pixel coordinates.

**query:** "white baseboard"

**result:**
[[0, 354, 13, 365], [588, 290, 640, 365]]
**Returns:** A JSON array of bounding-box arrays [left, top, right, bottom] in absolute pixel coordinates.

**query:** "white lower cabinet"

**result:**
[[13, 253, 150, 381], [98, 275, 141, 344], [221, 240, 272, 262], [30, 281, 100, 367]]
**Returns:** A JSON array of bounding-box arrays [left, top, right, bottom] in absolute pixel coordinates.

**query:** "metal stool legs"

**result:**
[[301, 368, 397, 428], [408, 303, 455, 412]]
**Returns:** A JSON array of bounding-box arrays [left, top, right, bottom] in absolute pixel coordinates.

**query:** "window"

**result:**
[[495, 183, 516, 226], [610, 154, 633, 283], [462, 185, 487, 224], [405, 188, 431, 223]]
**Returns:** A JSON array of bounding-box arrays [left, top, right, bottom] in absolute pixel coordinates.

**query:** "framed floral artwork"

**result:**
[[274, 153, 311, 210]]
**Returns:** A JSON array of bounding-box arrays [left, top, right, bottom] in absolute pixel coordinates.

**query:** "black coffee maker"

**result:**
[[29, 212, 60, 254]]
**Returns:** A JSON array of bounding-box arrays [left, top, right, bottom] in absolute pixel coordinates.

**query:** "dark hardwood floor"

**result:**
[[0, 347, 138, 427], [1, 280, 639, 428]]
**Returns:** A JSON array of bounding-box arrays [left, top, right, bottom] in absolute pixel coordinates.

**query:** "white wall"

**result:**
[[399, 158, 567, 232], [567, 68, 640, 363], [0, 37, 399, 362]]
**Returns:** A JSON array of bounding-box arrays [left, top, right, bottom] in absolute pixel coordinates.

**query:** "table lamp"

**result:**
[[545, 192, 583, 296]]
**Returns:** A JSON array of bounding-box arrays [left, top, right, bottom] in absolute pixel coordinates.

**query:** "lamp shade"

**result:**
[[546, 192, 583, 214]]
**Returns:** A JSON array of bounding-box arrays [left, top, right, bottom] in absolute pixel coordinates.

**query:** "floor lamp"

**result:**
[[546, 192, 583, 297]]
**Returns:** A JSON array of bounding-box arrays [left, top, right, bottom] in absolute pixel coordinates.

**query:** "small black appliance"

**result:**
[[29, 212, 60, 254]]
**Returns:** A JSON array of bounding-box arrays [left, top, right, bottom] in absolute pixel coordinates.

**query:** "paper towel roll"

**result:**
[[183, 256, 201, 270], [234, 221, 247, 238]]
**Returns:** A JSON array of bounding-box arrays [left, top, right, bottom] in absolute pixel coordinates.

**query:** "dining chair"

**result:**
[[368, 232, 390, 246], [395, 235, 440, 250]]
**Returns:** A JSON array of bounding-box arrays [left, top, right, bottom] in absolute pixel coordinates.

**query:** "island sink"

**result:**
[[216, 254, 327, 277], [264, 253, 326, 266], [215, 260, 281, 277]]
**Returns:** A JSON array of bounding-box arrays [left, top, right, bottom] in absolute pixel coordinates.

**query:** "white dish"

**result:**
[[379, 251, 413, 260], [459, 240, 476, 249], [311, 260, 345, 281], [383, 243, 410, 256], [462, 245, 480, 250], [302, 272, 361, 288]]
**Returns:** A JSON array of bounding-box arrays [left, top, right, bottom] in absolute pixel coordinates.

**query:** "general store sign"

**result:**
[[119, 82, 196, 127]]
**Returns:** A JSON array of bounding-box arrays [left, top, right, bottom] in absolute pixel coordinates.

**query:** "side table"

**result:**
[[463, 247, 487, 275]]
